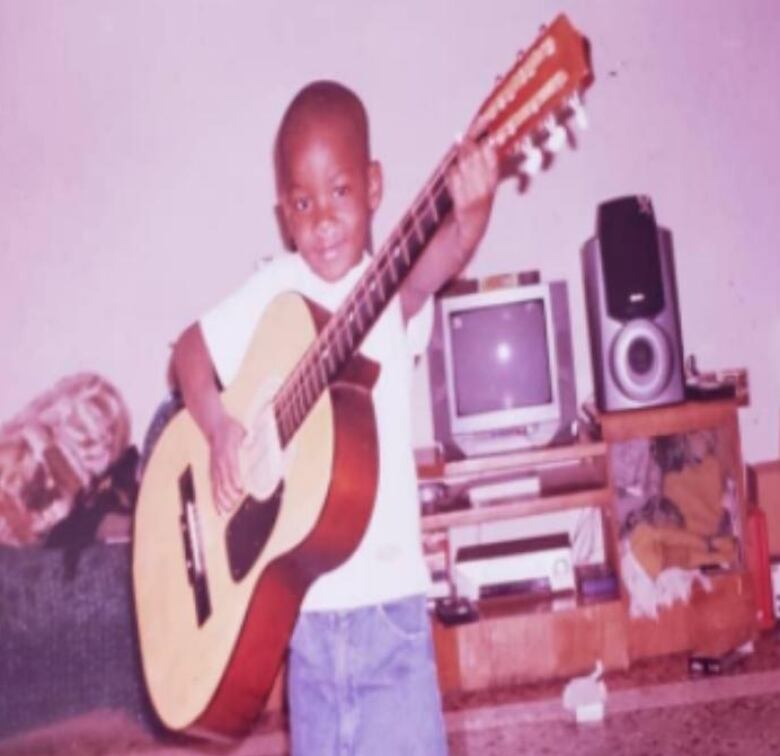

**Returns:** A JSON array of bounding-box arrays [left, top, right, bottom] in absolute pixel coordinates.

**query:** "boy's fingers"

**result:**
[[453, 140, 498, 195], [211, 451, 244, 514]]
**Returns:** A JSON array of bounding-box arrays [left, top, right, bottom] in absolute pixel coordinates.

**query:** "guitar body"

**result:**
[[132, 291, 379, 736]]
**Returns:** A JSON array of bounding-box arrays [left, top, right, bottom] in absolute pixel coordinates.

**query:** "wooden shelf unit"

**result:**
[[419, 437, 628, 692], [420, 398, 758, 694], [599, 398, 755, 661]]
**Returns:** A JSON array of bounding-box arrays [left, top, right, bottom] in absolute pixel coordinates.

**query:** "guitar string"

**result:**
[[273, 150, 457, 447], [274, 162, 453, 446]]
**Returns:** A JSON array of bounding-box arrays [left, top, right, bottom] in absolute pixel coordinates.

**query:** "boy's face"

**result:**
[[278, 117, 382, 282]]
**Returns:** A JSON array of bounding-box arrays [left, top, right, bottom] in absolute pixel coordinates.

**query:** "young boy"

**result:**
[[170, 80, 498, 754]]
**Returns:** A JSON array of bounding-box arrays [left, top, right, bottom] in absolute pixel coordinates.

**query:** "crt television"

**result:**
[[427, 279, 578, 459]]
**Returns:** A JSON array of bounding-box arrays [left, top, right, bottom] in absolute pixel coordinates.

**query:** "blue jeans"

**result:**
[[287, 594, 448, 755]]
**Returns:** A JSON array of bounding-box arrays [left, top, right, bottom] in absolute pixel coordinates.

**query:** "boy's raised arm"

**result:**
[[400, 138, 499, 322]]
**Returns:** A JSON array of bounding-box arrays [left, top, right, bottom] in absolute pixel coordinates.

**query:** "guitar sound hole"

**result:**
[[225, 482, 285, 582]]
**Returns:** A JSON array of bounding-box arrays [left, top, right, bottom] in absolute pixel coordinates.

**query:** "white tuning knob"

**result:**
[[569, 93, 589, 130], [544, 115, 567, 153], [518, 137, 543, 175]]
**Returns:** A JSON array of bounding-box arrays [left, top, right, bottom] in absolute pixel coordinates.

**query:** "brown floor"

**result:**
[[3, 631, 780, 756]]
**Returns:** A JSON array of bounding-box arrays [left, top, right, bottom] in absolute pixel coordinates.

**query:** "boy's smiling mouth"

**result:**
[[319, 243, 344, 260]]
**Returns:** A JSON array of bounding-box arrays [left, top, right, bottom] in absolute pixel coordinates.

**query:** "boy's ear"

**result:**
[[368, 160, 383, 212], [274, 202, 296, 252]]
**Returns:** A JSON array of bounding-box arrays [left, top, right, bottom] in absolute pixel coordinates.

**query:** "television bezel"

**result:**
[[438, 282, 563, 440]]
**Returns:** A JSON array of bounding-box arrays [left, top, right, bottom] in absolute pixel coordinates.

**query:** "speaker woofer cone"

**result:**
[[609, 319, 673, 401]]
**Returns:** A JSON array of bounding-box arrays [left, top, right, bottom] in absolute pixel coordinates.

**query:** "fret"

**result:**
[[416, 191, 440, 241], [344, 305, 359, 347], [274, 148, 458, 445], [386, 247, 400, 284], [291, 384, 304, 431], [378, 258, 397, 300], [333, 323, 348, 370], [409, 205, 425, 248], [401, 214, 420, 259], [359, 293, 374, 326], [280, 394, 294, 441], [340, 316, 354, 351], [300, 370, 314, 412], [351, 299, 365, 334], [424, 184, 440, 231], [315, 347, 329, 387], [397, 233, 412, 269], [324, 342, 338, 377], [349, 294, 365, 334], [293, 379, 305, 420], [391, 243, 406, 279], [297, 375, 309, 420], [371, 268, 385, 306], [432, 177, 453, 220], [368, 277, 383, 310], [361, 282, 376, 320]]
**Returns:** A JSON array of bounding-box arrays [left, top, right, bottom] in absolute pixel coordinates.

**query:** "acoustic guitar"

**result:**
[[132, 14, 593, 738]]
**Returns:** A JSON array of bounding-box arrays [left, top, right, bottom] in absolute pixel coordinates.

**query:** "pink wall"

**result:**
[[1, 1, 779, 462]]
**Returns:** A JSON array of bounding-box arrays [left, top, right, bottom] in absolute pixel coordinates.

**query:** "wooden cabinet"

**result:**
[[418, 438, 629, 693], [420, 399, 758, 694], [600, 398, 756, 660]]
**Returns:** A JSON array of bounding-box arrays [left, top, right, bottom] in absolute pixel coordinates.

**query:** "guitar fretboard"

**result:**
[[274, 146, 459, 448]]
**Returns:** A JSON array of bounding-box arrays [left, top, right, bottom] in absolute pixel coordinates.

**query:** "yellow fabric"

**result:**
[[629, 521, 737, 578], [662, 455, 723, 536]]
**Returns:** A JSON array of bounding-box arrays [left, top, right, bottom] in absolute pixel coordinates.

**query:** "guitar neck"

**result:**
[[274, 146, 459, 447], [271, 14, 595, 449]]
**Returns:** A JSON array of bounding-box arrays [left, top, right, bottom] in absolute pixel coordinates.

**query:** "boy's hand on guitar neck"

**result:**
[[401, 135, 499, 321], [447, 135, 500, 262]]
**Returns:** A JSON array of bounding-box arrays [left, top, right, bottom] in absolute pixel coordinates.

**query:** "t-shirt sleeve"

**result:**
[[199, 273, 271, 387], [405, 296, 434, 358]]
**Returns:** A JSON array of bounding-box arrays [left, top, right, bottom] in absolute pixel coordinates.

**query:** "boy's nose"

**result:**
[[313, 203, 337, 238]]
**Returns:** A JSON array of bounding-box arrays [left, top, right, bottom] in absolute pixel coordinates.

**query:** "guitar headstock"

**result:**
[[473, 14, 593, 176]]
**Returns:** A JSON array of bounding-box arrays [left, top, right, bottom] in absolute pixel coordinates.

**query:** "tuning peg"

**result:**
[[569, 92, 589, 130], [517, 137, 543, 175], [543, 115, 567, 153]]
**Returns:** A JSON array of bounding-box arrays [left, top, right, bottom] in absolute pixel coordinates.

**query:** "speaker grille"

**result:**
[[598, 195, 665, 320]]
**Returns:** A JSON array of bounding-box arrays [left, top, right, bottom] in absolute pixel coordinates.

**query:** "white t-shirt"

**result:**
[[200, 252, 432, 611]]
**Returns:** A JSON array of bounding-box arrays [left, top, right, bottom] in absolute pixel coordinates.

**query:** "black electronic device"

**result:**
[[434, 596, 479, 626], [582, 195, 685, 412]]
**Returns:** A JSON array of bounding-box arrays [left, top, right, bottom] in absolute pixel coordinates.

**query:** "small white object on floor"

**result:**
[[562, 660, 607, 724]]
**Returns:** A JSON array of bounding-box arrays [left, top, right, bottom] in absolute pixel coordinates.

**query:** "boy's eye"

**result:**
[[333, 184, 350, 198], [293, 197, 310, 212]]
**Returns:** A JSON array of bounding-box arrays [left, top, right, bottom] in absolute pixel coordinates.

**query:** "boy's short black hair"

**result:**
[[273, 80, 371, 194]]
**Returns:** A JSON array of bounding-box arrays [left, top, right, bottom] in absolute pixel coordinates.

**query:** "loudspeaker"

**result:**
[[582, 195, 685, 412]]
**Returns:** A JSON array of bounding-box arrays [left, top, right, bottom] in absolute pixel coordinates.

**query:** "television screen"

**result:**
[[448, 299, 553, 417]]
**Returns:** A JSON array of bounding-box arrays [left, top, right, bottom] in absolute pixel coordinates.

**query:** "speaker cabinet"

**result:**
[[582, 195, 685, 412]]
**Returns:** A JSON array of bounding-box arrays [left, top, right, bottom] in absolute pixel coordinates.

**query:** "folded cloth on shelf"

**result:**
[[629, 521, 737, 579], [663, 454, 727, 536]]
